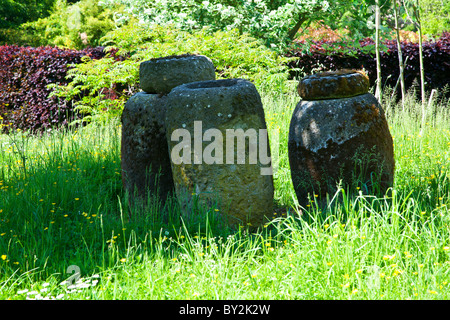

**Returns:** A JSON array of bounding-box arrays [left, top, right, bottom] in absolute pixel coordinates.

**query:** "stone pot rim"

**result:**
[[173, 78, 251, 91], [302, 69, 367, 80]]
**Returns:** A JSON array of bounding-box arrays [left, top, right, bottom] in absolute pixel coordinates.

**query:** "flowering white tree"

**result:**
[[99, 0, 332, 47]]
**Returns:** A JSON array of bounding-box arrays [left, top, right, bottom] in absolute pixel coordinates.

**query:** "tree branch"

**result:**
[[287, 15, 308, 40]]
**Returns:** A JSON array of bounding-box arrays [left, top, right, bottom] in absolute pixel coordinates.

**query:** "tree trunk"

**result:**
[[416, 6, 425, 107], [375, 0, 382, 103], [413, 1, 426, 134], [287, 15, 307, 40], [393, 0, 406, 110]]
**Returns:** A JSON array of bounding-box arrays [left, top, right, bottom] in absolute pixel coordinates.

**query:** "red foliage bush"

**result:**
[[286, 32, 450, 100], [0, 45, 106, 132]]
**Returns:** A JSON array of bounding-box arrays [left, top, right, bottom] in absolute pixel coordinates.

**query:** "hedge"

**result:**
[[0, 45, 106, 132], [286, 32, 450, 100]]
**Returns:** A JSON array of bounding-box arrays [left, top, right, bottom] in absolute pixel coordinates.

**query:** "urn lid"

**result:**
[[297, 69, 369, 100], [139, 54, 216, 94]]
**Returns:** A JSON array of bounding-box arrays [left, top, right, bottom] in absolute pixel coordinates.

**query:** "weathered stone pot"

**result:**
[[140, 54, 216, 94], [121, 92, 175, 203], [288, 70, 395, 208], [165, 79, 274, 228], [121, 54, 216, 207]]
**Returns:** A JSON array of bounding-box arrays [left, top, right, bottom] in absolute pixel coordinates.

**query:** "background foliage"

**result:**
[[287, 32, 450, 100], [0, 0, 448, 129], [0, 0, 122, 48], [97, 0, 334, 49], [49, 23, 291, 125], [0, 0, 56, 29]]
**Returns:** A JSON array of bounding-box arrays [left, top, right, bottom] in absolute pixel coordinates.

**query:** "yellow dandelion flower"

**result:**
[[1, 255, 6, 260], [393, 269, 403, 277]]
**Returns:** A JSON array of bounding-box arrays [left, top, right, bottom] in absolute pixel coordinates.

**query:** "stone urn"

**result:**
[[121, 54, 216, 205], [288, 70, 395, 208], [165, 78, 274, 228]]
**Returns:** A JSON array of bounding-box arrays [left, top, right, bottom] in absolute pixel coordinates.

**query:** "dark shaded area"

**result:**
[[120, 93, 175, 208], [288, 96, 395, 209]]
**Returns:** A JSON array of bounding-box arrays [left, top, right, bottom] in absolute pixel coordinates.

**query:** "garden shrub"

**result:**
[[286, 32, 450, 99], [98, 0, 333, 49], [7, 0, 122, 49], [0, 45, 106, 132], [51, 24, 291, 125]]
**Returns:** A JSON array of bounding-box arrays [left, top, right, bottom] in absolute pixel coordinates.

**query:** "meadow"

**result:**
[[0, 85, 449, 300]]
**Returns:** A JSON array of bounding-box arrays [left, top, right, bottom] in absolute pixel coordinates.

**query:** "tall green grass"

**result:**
[[0, 88, 449, 300]]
